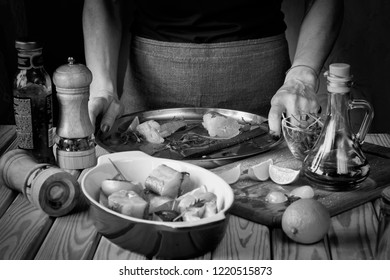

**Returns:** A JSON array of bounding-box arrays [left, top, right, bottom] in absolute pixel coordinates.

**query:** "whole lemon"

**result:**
[[281, 198, 331, 244]]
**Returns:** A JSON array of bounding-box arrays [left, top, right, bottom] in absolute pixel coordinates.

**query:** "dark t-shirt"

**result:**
[[131, 0, 286, 43]]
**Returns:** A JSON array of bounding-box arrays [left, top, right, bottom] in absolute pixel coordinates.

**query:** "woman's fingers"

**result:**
[[100, 98, 124, 133], [88, 97, 107, 129], [268, 81, 319, 136]]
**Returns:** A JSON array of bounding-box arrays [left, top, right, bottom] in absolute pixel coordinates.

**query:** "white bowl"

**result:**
[[81, 151, 234, 259]]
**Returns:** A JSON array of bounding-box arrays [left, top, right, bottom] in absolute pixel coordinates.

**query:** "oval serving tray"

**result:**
[[95, 107, 283, 168]]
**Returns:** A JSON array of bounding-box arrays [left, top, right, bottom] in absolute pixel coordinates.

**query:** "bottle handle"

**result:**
[[349, 99, 374, 144]]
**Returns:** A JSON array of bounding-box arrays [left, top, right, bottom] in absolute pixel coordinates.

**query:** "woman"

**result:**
[[83, 0, 343, 136]]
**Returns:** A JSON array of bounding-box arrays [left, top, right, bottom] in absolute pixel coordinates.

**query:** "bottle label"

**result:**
[[13, 97, 34, 149], [17, 53, 43, 70]]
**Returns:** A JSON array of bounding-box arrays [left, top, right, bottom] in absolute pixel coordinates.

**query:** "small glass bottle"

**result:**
[[302, 63, 374, 190], [375, 186, 390, 259], [13, 40, 56, 164]]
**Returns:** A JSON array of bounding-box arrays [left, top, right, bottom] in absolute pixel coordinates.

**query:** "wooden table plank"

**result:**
[[328, 203, 378, 260], [93, 237, 148, 260], [272, 228, 330, 260], [0, 186, 17, 219], [0, 125, 16, 155], [34, 209, 99, 260], [0, 195, 53, 259], [34, 169, 100, 260], [211, 215, 271, 260]]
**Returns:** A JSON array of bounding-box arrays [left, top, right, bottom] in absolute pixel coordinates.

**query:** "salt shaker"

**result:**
[[0, 149, 80, 217], [53, 57, 97, 169], [375, 186, 390, 259]]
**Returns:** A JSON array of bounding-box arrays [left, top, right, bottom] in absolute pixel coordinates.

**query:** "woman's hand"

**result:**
[[268, 65, 320, 136], [88, 90, 124, 133]]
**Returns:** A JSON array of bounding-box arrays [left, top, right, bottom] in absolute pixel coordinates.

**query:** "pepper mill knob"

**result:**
[[53, 58, 96, 169]]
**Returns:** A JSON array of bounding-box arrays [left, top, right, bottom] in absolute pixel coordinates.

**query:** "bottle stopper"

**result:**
[[329, 63, 351, 78], [326, 63, 353, 93]]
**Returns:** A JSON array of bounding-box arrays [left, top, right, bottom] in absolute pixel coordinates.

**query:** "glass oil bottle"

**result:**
[[302, 63, 374, 190]]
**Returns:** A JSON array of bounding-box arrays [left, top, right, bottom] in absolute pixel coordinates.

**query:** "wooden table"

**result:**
[[0, 124, 389, 260]]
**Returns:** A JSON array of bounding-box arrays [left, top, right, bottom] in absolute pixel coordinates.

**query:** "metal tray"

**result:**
[[95, 108, 283, 168]]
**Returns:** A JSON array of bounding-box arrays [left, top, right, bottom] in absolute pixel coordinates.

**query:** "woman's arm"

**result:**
[[268, 0, 343, 136], [83, 0, 132, 132]]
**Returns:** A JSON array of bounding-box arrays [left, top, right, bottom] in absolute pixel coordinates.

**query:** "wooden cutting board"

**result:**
[[212, 141, 390, 228]]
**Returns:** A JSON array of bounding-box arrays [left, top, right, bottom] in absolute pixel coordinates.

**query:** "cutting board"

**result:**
[[213, 141, 390, 228]]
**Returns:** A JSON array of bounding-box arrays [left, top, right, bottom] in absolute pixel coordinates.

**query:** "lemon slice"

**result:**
[[215, 164, 241, 184], [269, 164, 300, 185], [248, 159, 273, 181]]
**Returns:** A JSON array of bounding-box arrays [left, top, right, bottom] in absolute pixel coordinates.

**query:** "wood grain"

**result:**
[[93, 237, 148, 260], [0, 125, 16, 155], [0, 186, 17, 218], [0, 195, 53, 259], [34, 209, 99, 260], [272, 228, 330, 260], [328, 203, 378, 260], [211, 215, 271, 260], [34, 169, 100, 259]]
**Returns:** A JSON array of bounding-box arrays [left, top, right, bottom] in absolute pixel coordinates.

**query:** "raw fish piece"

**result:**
[[147, 193, 175, 213], [178, 172, 196, 196], [108, 190, 148, 219], [136, 120, 164, 144], [202, 112, 242, 138], [144, 164, 183, 198]]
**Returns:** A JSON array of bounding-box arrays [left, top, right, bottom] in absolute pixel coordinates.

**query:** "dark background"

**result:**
[[0, 0, 85, 125], [1, 0, 390, 133]]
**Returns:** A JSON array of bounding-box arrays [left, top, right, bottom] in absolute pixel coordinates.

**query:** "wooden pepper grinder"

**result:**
[[54, 57, 97, 169], [0, 149, 80, 217]]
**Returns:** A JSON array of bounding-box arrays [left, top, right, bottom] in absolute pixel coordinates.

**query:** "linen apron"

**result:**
[[120, 34, 290, 117]]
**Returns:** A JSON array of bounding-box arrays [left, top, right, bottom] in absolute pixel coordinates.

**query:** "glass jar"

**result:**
[[13, 40, 56, 164]]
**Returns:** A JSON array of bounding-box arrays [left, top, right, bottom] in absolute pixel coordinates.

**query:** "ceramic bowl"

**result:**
[[81, 151, 234, 259]]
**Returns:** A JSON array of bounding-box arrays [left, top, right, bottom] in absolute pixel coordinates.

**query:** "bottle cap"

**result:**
[[15, 40, 42, 51], [53, 57, 92, 89], [329, 63, 351, 78]]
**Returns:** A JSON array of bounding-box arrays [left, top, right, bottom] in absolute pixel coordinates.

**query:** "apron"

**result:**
[[120, 34, 290, 117]]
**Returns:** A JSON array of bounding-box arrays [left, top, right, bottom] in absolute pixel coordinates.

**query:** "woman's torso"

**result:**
[[131, 0, 286, 43]]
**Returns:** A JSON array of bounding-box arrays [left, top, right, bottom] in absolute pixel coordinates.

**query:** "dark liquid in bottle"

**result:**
[[303, 148, 369, 190], [14, 84, 55, 164]]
